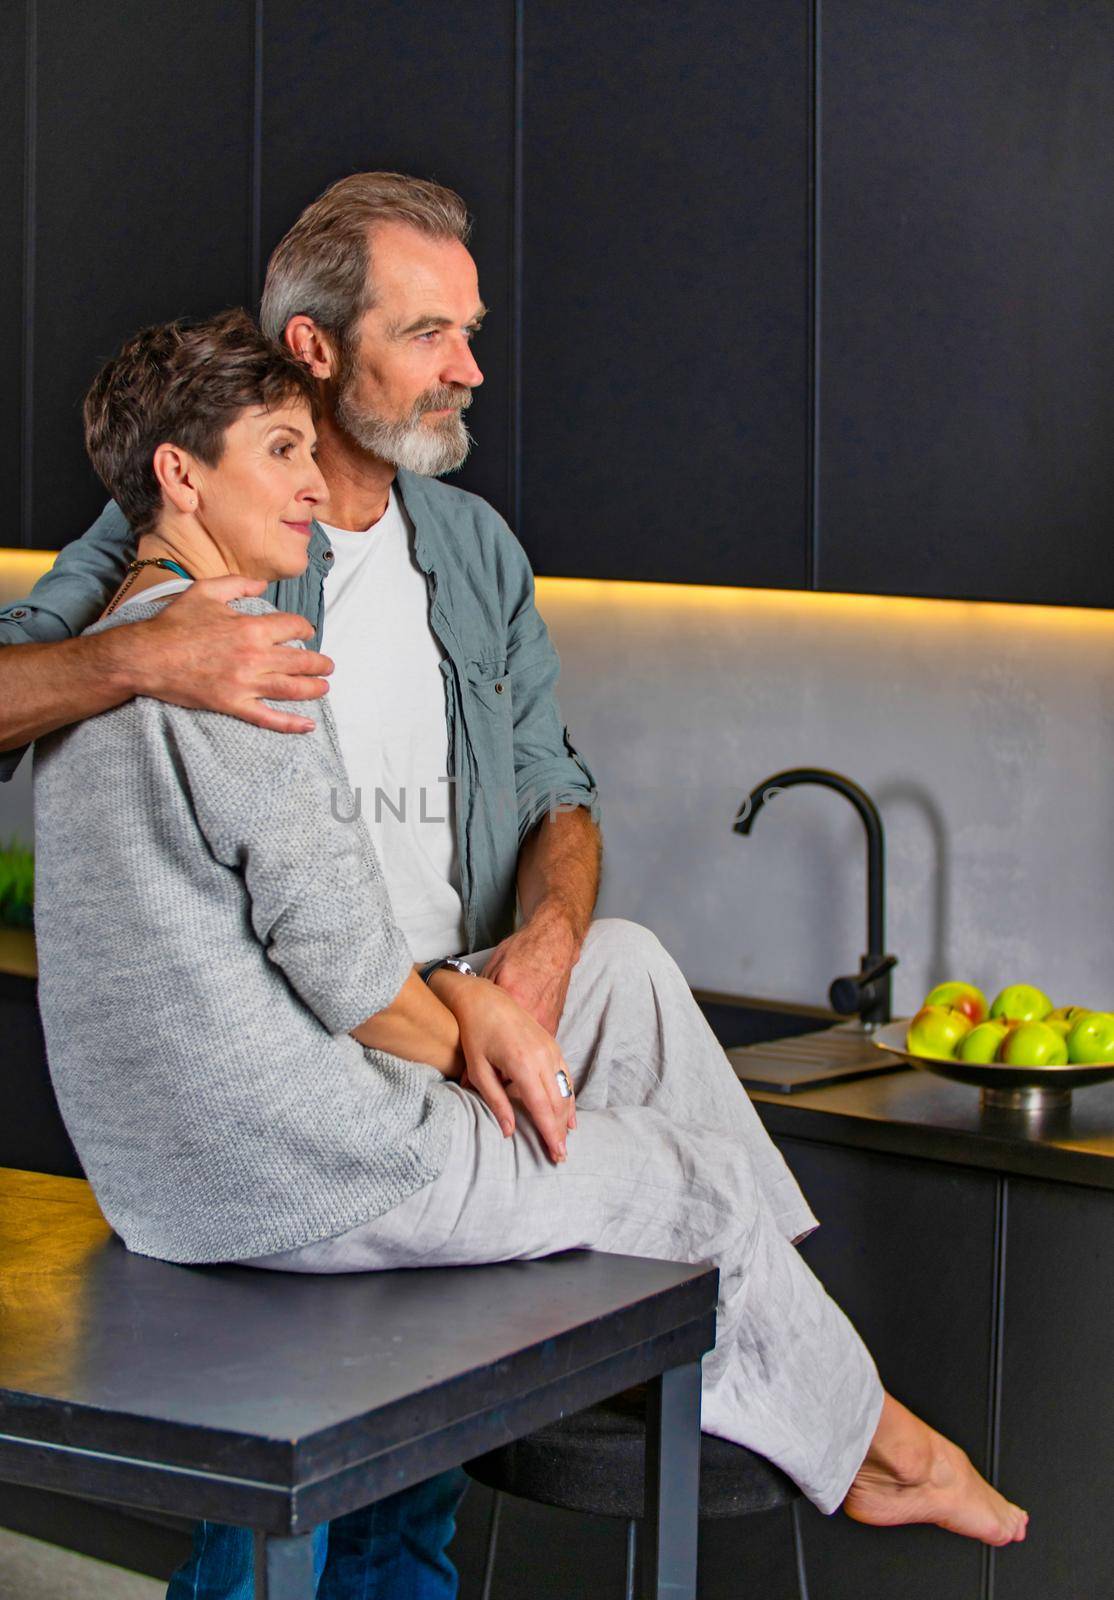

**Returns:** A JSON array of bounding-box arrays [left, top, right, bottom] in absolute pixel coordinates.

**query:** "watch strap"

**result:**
[[420, 955, 477, 984]]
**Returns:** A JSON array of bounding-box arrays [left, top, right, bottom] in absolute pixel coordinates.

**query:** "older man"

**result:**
[[0, 173, 600, 1600], [1, 174, 1027, 1598]]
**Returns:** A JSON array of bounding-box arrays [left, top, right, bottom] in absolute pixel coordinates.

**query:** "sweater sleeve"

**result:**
[[159, 696, 415, 1035]]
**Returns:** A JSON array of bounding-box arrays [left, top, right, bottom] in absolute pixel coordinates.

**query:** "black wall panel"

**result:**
[[1, 6, 25, 536], [261, 0, 515, 522], [819, 0, 1114, 605], [7, 1, 1114, 606], [30, 0, 254, 550], [519, 0, 811, 586], [997, 1179, 1114, 1600], [779, 1136, 995, 1599]]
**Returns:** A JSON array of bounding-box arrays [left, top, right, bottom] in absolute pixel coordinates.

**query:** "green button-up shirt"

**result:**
[[0, 469, 599, 952]]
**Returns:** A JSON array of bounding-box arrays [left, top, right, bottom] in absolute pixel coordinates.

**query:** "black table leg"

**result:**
[[253, 1531, 315, 1600], [642, 1360, 702, 1600]]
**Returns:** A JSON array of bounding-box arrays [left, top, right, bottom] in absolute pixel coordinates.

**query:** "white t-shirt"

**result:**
[[319, 490, 465, 963], [114, 576, 192, 609]]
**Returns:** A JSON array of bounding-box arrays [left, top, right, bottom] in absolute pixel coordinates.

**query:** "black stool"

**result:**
[[466, 1383, 808, 1599]]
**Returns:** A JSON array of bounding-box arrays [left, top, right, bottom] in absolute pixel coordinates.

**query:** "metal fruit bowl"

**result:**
[[871, 1019, 1114, 1111]]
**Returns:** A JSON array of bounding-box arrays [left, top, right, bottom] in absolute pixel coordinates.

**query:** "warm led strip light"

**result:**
[[533, 575, 1114, 637], [5, 549, 1114, 636]]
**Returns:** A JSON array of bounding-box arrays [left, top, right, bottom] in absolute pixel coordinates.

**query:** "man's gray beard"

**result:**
[[336, 383, 474, 477]]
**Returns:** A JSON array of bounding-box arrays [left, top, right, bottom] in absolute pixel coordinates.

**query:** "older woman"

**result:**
[[32, 310, 1025, 1582]]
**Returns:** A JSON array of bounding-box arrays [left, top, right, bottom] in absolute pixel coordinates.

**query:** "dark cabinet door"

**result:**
[[0, 973, 81, 1178], [1, 4, 25, 536], [818, 2, 1114, 607], [22, 0, 515, 554], [996, 1177, 1114, 1599], [30, 0, 255, 552], [261, 0, 515, 525], [520, 0, 811, 587], [776, 1136, 995, 1600]]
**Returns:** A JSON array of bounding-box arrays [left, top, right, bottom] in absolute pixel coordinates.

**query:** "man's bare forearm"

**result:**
[[1, 578, 338, 751], [0, 630, 140, 753], [516, 806, 602, 950]]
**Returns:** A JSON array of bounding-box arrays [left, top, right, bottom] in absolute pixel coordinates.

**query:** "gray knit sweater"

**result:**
[[32, 595, 454, 1263]]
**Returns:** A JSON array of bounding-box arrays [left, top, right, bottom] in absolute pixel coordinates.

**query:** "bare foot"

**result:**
[[843, 1395, 1028, 1547]]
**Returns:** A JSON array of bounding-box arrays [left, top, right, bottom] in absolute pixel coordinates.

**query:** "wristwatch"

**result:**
[[420, 955, 478, 984]]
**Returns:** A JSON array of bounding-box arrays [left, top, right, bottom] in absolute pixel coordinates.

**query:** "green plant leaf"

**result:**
[[0, 837, 34, 928]]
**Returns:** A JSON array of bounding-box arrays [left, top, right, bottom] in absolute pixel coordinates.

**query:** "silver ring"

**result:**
[[555, 1069, 572, 1100]]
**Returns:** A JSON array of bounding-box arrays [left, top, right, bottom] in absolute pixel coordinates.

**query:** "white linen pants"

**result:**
[[248, 918, 884, 1513]]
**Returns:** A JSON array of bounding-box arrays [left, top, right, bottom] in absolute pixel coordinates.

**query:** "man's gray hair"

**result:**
[[260, 171, 471, 357]]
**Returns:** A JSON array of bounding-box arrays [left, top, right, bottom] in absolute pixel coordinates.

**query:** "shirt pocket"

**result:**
[[464, 656, 512, 715]]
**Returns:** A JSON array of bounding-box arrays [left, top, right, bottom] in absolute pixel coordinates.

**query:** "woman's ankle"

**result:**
[[861, 1394, 941, 1487]]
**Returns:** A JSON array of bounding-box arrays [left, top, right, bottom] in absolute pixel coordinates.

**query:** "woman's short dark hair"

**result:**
[[83, 308, 318, 534]]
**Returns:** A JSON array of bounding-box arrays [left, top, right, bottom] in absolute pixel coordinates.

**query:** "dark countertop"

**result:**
[[750, 1060, 1114, 1191]]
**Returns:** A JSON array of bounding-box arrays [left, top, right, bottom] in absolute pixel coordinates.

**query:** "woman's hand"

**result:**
[[428, 970, 575, 1163]]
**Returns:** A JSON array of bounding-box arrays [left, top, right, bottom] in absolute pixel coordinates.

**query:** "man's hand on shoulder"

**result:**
[[121, 575, 333, 734], [483, 904, 582, 1036]]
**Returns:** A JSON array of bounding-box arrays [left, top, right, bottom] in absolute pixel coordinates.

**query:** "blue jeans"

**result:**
[[165, 1469, 468, 1600]]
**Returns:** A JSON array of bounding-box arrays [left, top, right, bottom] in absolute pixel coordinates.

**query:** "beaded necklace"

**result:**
[[104, 557, 194, 617]]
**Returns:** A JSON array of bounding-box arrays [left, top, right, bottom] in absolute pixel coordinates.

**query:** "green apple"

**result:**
[[1046, 1018, 1072, 1041], [989, 984, 1053, 1024], [924, 982, 988, 1027], [906, 1005, 972, 1060], [1067, 1012, 1114, 1065], [958, 1021, 1010, 1063], [999, 1021, 1068, 1067]]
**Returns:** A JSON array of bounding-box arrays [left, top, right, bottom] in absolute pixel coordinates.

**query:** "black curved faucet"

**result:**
[[733, 767, 897, 1029]]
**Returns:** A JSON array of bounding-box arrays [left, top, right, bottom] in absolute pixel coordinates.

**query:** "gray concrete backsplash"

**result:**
[[540, 585, 1114, 1016], [4, 582, 1113, 1016]]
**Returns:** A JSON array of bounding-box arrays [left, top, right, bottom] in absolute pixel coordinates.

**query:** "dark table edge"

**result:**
[[0, 1263, 717, 1480], [294, 1266, 718, 1481], [751, 1088, 1114, 1191], [0, 1310, 716, 1535]]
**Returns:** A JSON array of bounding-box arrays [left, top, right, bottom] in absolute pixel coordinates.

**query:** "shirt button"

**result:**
[[9, 607, 28, 620], [494, 682, 504, 694], [323, 550, 334, 564]]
